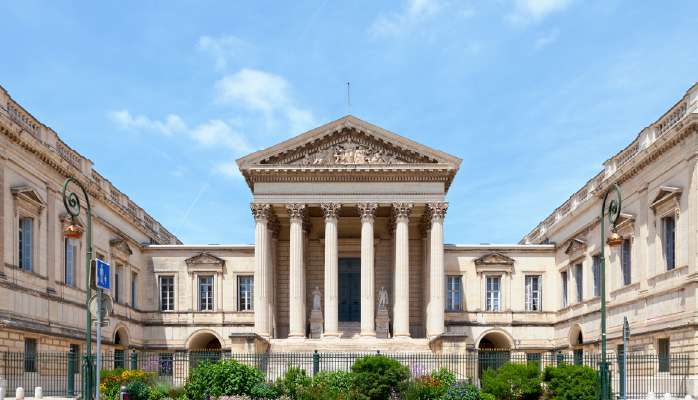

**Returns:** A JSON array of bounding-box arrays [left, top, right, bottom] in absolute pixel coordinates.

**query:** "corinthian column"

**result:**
[[321, 202, 342, 340], [286, 203, 307, 340], [392, 202, 413, 340], [358, 202, 378, 339], [251, 202, 272, 339], [427, 202, 448, 339]]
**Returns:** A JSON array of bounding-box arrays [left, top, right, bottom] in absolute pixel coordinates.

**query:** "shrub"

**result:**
[[542, 362, 597, 400], [250, 382, 280, 400], [101, 367, 126, 382], [101, 369, 155, 400], [481, 361, 542, 400], [442, 381, 480, 400], [168, 386, 186, 400], [351, 355, 410, 400], [431, 368, 456, 386], [403, 374, 449, 400], [479, 393, 495, 400], [276, 366, 312, 399], [150, 381, 174, 400], [312, 370, 353, 393], [127, 381, 151, 400], [183, 359, 264, 400]]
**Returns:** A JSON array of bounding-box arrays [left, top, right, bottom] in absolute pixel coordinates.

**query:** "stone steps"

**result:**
[[269, 337, 433, 354]]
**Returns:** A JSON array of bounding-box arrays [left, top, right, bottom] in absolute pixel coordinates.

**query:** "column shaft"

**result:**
[[251, 203, 271, 339], [359, 203, 378, 338], [428, 202, 447, 339], [286, 203, 307, 339], [321, 203, 341, 339], [392, 202, 413, 339]]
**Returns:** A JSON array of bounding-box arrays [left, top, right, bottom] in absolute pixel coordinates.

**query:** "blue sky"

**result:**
[[1, 1, 697, 245]]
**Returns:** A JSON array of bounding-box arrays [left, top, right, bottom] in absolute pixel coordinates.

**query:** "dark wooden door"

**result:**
[[338, 258, 361, 321]]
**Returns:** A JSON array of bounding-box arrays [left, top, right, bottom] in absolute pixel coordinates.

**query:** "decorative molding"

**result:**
[[250, 202, 272, 221], [357, 202, 378, 221], [321, 203, 342, 221], [616, 212, 636, 236], [427, 202, 448, 221], [391, 202, 413, 221], [185, 253, 225, 273], [474, 253, 515, 266], [648, 186, 682, 214], [564, 238, 587, 257], [109, 238, 133, 260], [12, 186, 45, 218], [294, 137, 409, 165]]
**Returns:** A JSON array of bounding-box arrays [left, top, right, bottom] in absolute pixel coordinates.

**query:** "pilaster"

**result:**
[[358, 202, 378, 339], [392, 202, 412, 340]]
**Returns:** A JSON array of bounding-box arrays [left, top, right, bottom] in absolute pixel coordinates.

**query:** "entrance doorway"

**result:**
[[338, 258, 360, 321]]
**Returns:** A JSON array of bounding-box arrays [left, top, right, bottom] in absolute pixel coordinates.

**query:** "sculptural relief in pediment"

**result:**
[[294, 137, 408, 166]]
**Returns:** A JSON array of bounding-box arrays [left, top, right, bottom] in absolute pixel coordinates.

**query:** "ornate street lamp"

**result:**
[[62, 178, 93, 400], [599, 184, 624, 400]]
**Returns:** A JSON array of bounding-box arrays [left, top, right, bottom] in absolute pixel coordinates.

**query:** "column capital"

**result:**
[[251, 202, 272, 221], [427, 202, 449, 222], [285, 202, 307, 221], [392, 202, 413, 221], [358, 202, 378, 221], [321, 203, 342, 221]]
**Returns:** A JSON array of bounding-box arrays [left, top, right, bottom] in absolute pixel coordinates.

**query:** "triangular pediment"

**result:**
[[474, 253, 515, 266], [565, 238, 587, 255], [185, 253, 225, 266], [11, 186, 45, 206], [237, 116, 462, 167], [649, 186, 682, 210], [109, 238, 133, 257]]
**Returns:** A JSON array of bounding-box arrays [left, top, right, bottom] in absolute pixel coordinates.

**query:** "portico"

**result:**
[[237, 116, 461, 342]]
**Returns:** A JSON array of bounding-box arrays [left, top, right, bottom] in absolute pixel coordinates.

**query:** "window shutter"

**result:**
[[525, 277, 532, 311], [66, 241, 74, 286], [538, 275, 543, 311], [23, 218, 32, 271], [250, 276, 254, 311]]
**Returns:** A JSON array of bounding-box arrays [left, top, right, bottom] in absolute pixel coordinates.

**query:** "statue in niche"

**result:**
[[312, 286, 322, 311], [378, 286, 389, 311]]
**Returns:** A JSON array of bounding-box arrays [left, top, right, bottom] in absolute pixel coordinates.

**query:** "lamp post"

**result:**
[[62, 178, 93, 400], [599, 184, 624, 400]]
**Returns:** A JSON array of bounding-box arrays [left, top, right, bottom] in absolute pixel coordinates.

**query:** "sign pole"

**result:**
[[96, 288, 102, 400]]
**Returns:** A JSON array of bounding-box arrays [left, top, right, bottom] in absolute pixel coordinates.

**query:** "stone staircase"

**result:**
[[338, 321, 361, 339]]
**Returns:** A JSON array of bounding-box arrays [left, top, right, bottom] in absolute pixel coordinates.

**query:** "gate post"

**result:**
[[130, 349, 137, 371], [67, 350, 75, 397], [313, 350, 319, 377]]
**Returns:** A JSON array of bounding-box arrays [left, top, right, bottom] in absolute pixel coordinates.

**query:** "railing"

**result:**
[[1, 350, 690, 398]]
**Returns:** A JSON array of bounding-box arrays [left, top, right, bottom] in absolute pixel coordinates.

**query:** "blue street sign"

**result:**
[[96, 259, 110, 290]]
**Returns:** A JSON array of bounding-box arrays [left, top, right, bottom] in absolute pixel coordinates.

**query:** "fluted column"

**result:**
[[392, 202, 413, 340], [358, 202, 378, 339], [251, 202, 272, 339], [321, 203, 342, 340], [427, 202, 448, 339], [286, 203, 307, 340]]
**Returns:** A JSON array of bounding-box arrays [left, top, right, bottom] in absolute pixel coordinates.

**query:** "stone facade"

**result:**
[[1, 81, 698, 390]]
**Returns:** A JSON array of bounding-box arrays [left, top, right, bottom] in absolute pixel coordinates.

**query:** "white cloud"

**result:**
[[506, 0, 574, 25], [188, 119, 252, 153], [216, 162, 244, 179], [215, 68, 315, 134], [535, 28, 559, 49], [198, 35, 251, 71], [369, 0, 444, 38], [110, 110, 186, 136]]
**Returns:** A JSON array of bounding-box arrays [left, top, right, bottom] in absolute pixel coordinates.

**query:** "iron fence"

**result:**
[[0, 350, 690, 398]]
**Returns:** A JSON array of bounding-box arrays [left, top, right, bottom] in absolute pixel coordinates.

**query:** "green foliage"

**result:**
[[149, 381, 173, 400], [430, 369, 456, 386], [351, 355, 410, 400], [101, 367, 126, 382], [250, 382, 280, 400], [183, 359, 264, 400], [441, 382, 480, 400], [167, 386, 186, 400], [479, 393, 495, 400], [277, 366, 312, 399], [480, 362, 542, 400], [542, 362, 597, 400], [126, 381, 151, 400], [312, 370, 354, 392], [403, 374, 449, 400]]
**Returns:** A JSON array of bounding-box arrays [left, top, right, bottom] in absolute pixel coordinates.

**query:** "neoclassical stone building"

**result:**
[[1, 82, 697, 373]]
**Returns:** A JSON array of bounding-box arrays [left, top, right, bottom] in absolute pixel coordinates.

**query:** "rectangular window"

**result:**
[[575, 264, 583, 303], [114, 265, 121, 303], [663, 217, 676, 270], [24, 338, 37, 372], [592, 256, 600, 297], [65, 239, 75, 286], [486, 276, 500, 311], [561, 271, 568, 308], [238, 276, 254, 311], [160, 276, 175, 311], [658, 339, 670, 372], [18, 217, 33, 271], [446, 276, 462, 311], [114, 349, 125, 369], [525, 276, 541, 311], [621, 240, 631, 286], [199, 276, 214, 311], [573, 348, 583, 366], [131, 273, 137, 309]]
